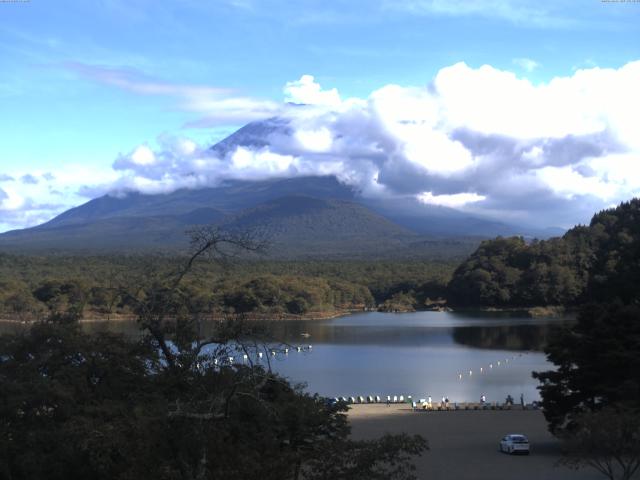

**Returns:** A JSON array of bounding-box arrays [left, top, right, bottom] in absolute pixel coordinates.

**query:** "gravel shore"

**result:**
[[348, 404, 600, 480]]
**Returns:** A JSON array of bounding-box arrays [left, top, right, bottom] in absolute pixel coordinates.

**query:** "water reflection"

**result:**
[[452, 324, 559, 352], [261, 311, 564, 352], [259, 312, 565, 400], [0, 311, 566, 401]]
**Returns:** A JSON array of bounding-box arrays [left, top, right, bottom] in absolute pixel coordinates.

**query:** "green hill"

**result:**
[[447, 198, 640, 307]]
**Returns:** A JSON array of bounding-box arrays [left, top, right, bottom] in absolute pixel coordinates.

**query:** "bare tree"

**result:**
[[117, 227, 285, 478], [109, 227, 425, 480]]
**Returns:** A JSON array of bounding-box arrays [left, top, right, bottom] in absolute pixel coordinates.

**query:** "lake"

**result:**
[[257, 311, 563, 403], [1, 310, 564, 403]]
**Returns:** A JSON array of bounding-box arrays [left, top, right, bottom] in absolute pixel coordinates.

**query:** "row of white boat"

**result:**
[[212, 345, 313, 365]]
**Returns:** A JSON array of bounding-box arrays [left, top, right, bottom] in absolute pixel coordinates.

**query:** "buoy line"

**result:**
[[457, 352, 529, 382]]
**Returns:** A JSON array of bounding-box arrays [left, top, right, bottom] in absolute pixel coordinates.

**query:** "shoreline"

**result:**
[[0, 308, 362, 325], [0, 304, 572, 325]]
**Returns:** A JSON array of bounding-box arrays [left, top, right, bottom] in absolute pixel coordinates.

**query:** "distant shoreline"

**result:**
[[0, 305, 572, 325], [0, 308, 364, 325]]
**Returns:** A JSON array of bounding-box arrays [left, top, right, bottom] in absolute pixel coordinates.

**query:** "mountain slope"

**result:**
[[0, 192, 479, 258], [39, 176, 354, 230], [0, 117, 561, 256], [219, 195, 421, 258]]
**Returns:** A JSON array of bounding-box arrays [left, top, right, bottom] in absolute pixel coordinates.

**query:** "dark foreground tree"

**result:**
[[533, 303, 640, 433], [0, 227, 427, 480], [534, 303, 640, 479], [560, 408, 640, 480]]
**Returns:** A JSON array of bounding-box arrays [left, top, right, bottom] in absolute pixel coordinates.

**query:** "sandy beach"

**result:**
[[348, 404, 600, 480]]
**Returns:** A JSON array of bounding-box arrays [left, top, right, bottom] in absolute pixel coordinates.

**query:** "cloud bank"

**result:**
[[3, 61, 640, 231]]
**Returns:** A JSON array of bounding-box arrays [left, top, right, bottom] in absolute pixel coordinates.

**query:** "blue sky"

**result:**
[[1, 0, 639, 232]]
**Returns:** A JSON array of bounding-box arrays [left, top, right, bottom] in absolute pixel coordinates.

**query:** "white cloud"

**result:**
[[130, 145, 156, 166], [0, 186, 25, 211], [284, 75, 342, 107], [512, 57, 540, 72], [0, 166, 119, 232], [5, 60, 640, 232], [534, 165, 619, 201], [294, 127, 333, 152], [418, 191, 486, 208], [229, 147, 295, 175]]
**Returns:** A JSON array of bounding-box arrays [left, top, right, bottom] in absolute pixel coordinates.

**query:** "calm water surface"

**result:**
[[256, 311, 563, 403], [2, 311, 565, 403]]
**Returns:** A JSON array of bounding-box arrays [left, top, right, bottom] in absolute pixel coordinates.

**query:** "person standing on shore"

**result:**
[[520, 393, 524, 408]]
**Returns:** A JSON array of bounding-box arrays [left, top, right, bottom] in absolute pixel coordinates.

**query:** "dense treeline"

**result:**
[[448, 199, 640, 307], [0, 255, 455, 319], [3, 198, 638, 317]]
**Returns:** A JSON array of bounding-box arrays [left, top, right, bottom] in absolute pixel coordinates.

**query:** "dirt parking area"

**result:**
[[348, 404, 601, 480]]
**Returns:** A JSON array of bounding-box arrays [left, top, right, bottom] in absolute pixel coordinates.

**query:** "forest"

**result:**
[[1, 199, 639, 321], [448, 199, 640, 308], [0, 254, 455, 321]]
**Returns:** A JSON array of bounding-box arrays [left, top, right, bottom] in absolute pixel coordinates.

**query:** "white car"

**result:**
[[499, 434, 530, 455]]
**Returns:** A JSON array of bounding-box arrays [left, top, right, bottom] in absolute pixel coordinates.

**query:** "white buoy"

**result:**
[[458, 373, 462, 380], [296, 346, 301, 352], [228, 356, 234, 364], [308, 345, 312, 349], [497, 361, 501, 366], [214, 358, 218, 365], [258, 352, 263, 359], [285, 348, 289, 354], [243, 354, 248, 362], [469, 370, 473, 376], [480, 367, 483, 373], [489, 363, 493, 368]]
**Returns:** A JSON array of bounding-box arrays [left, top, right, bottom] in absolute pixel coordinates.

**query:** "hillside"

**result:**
[[0, 189, 480, 258], [447, 199, 640, 307]]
